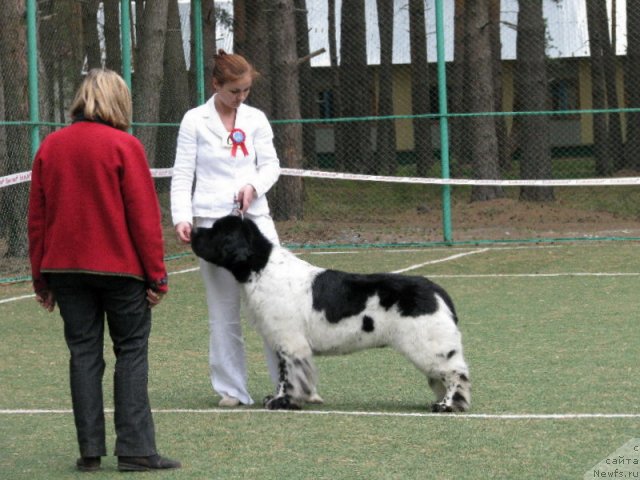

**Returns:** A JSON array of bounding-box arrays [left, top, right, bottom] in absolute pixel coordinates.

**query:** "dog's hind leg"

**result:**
[[263, 348, 319, 410], [427, 352, 471, 413], [428, 370, 471, 412], [397, 339, 471, 412]]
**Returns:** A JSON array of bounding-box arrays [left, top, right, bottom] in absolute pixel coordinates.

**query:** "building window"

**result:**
[[318, 90, 334, 118], [550, 79, 578, 112]]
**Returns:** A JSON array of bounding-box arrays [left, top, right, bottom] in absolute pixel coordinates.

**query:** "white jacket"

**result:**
[[171, 95, 281, 225]]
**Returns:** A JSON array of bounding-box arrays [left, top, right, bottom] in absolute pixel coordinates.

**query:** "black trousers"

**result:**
[[47, 273, 157, 457]]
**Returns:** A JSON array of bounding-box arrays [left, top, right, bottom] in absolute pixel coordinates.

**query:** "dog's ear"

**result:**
[[191, 227, 220, 264], [192, 222, 249, 269], [239, 216, 273, 271], [192, 218, 242, 264], [192, 216, 270, 282]]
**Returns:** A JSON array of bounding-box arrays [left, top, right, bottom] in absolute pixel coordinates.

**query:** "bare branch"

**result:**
[[297, 47, 326, 65]]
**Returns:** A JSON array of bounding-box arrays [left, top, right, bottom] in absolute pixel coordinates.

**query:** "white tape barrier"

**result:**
[[0, 171, 33, 188], [278, 168, 640, 187], [3, 167, 640, 188]]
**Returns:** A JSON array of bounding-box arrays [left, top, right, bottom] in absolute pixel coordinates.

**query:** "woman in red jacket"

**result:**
[[28, 69, 180, 472]]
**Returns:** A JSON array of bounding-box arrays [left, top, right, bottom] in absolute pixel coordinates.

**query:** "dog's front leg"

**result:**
[[263, 349, 318, 410]]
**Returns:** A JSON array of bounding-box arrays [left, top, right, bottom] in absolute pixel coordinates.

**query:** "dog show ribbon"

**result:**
[[229, 128, 249, 157]]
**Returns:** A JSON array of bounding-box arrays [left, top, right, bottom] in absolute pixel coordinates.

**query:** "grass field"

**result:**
[[1, 242, 639, 479]]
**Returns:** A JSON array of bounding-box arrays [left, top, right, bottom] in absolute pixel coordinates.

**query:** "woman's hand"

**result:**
[[146, 288, 165, 308], [35, 290, 56, 312], [237, 184, 257, 213], [175, 222, 192, 244]]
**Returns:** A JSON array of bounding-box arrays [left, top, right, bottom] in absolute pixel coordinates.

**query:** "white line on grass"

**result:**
[[429, 272, 640, 278], [391, 248, 489, 274], [1, 408, 639, 420], [170, 267, 200, 275], [0, 294, 35, 304]]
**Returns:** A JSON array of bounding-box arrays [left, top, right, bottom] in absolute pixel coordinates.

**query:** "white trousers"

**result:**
[[197, 214, 280, 405]]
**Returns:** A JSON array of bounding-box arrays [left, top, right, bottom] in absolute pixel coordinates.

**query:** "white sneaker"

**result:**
[[218, 395, 241, 407]]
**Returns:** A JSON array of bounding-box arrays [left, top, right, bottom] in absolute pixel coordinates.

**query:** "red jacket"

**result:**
[[28, 121, 168, 293]]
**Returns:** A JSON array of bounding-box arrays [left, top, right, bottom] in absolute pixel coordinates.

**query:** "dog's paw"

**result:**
[[307, 393, 324, 404], [263, 395, 301, 410], [431, 402, 454, 413]]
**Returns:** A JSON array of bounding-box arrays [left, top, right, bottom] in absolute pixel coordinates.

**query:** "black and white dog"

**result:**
[[192, 215, 471, 412]]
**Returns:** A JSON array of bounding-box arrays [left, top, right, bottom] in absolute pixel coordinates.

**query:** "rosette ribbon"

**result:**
[[229, 128, 249, 157]]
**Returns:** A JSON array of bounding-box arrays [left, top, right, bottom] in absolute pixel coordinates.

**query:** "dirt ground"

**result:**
[[276, 197, 640, 246]]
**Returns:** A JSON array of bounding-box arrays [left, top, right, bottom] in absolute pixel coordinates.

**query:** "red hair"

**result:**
[[212, 49, 259, 86]]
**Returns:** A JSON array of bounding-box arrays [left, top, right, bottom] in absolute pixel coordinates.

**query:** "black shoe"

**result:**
[[117, 454, 181, 472], [76, 456, 101, 472]]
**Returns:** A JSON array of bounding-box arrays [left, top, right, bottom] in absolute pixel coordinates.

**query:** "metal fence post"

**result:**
[[192, 0, 205, 105], [120, 0, 132, 89], [435, 0, 453, 244], [27, 0, 40, 158]]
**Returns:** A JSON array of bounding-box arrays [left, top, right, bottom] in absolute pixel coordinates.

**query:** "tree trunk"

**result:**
[[135, 1, 145, 50], [203, 0, 218, 99], [238, 0, 272, 115], [233, 0, 247, 55], [466, 0, 503, 201], [0, 60, 7, 239], [38, 1, 56, 123], [595, 0, 623, 171], [104, 0, 122, 71], [82, 0, 102, 69], [0, 0, 30, 256], [409, 0, 433, 176], [376, 0, 396, 175], [337, 0, 372, 173], [133, 0, 170, 166], [157, 0, 191, 179], [294, 0, 316, 169], [190, 2, 223, 103], [625, 0, 640, 170], [586, 0, 612, 176], [269, 0, 304, 221], [490, 0, 509, 173], [516, 0, 554, 201], [450, 0, 468, 176], [39, 1, 85, 123], [328, 0, 342, 169]]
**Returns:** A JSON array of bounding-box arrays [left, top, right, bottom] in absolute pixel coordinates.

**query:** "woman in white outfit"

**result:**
[[171, 50, 281, 407]]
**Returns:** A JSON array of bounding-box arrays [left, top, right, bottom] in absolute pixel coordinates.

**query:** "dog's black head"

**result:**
[[191, 215, 273, 283]]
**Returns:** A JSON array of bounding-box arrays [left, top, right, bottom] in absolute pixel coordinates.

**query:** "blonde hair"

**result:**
[[70, 69, 132, 131]]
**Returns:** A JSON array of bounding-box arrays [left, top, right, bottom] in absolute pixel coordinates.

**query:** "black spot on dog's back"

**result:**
[[362, 315, 375, 332], [312, 270, 458, 323]]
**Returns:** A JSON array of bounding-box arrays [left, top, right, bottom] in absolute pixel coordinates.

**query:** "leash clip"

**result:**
[[231, 194, 244, 219]]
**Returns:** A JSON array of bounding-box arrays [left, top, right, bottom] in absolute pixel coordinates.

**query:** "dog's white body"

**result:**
[[248, 247, 460, 358], [192, 216, 471, 412]]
